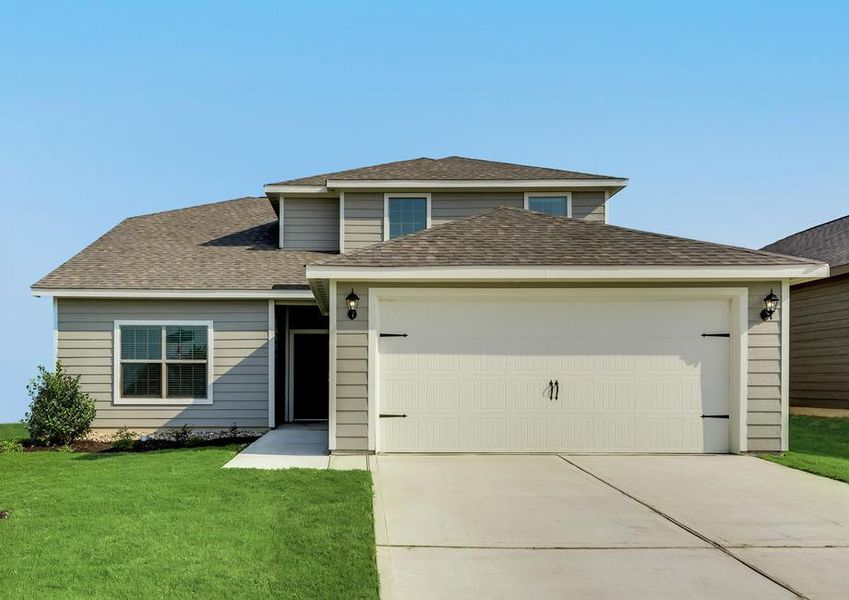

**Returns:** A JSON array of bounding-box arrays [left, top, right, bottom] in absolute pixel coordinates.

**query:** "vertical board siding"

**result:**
[[282, 197, 339, 251], [57, 299, 269, 430], [331, 281, 785, 453], [571, 191, 606, 222], [430, 192, 523, 226], [788, 275, 849, 409], [344, 193, 383, 250]]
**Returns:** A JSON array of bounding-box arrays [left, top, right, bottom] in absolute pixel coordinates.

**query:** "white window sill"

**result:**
[[113, 397, 213, 406]]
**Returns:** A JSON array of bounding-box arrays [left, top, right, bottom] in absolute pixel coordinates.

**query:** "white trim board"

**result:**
[[263, 179, 628, 194], [112, 319, 214, 406], [306, 263, 829, 282], [368, 286, 749, 454], [267, 300, 276, 428], [33, 288, 316, 300]]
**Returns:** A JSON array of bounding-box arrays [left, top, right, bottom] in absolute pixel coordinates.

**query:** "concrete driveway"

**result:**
[[372, 454, 849, 599]]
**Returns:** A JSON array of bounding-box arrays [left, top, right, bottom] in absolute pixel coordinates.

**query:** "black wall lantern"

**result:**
[[346, 289, 360, 320], [760, 289, 779, 321]]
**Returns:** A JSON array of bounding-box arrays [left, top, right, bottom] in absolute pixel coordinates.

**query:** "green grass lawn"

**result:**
[[0, 422, 28, 442], [763, 415, 849, 484], [0, 437, 379, 599]]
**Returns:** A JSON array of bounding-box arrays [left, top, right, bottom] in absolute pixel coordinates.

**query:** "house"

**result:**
[[32, 156, 828, 454], [763, 216, 849, 416]]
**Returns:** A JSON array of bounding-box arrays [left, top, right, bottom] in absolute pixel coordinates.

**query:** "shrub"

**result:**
[[111, 427, 138, 451], [25, 363, 96, 446], [0, 440, 23, 453], [170, 424, 194, 446]]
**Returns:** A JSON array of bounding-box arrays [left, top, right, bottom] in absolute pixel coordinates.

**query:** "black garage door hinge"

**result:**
[[701, 333, 730, 338], [379, 333, 408, 338], [379, 413, 408, 418], [701, 414, 730, 419]]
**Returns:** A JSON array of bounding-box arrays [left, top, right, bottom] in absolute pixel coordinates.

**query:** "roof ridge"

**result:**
[[126, 196, 265, 221], [438, 156, 621, 179]]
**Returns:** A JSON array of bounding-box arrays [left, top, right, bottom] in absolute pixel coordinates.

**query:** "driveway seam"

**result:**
[[376, 543, 721, 550], [556, 455, 809, 600]]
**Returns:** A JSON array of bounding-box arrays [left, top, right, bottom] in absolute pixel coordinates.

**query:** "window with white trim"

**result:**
[[387, 196, 428, 239], [117, 323, 211, 402], [526, 194, 569, 217]]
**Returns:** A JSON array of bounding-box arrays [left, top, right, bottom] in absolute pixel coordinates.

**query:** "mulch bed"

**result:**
[[19, 435, 261, 454]]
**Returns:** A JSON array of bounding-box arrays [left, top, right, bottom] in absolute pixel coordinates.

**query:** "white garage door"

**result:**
[[378, 293, 731, 453]]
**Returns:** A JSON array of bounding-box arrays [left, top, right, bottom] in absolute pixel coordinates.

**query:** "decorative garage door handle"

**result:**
[[379, 413, 408, 418], [554, 380, 559, 401], [379, 333, 408, 338], [701, 333, 730, 338], [701, 414, 730, 419]]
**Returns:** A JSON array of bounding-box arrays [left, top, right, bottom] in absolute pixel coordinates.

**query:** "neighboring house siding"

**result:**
[[331, 281, 784, 453], [334, 285, 369, 450], [571, 191, 606, 222], [430, 192, 523, 226], [788, 274, 849, 410], [57, 299, 269, 430], [283, 197, 339, 251], [344, 193, 383, 251]]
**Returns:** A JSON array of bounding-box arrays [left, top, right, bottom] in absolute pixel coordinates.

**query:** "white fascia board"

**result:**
[[263, 184, 327, 194], [31, 288, 316, 300], [325, 178, 628, 190], [305, 263, 830, 282]]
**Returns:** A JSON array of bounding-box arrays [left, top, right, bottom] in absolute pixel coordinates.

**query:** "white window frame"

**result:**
[[383, 193, 432, 241], [523, 191, 572, 218], [113, 320, 214, 405]]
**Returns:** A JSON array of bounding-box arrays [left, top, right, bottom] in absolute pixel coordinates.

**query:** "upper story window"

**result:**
[[384, 193, 431, 240], [524, 193, 571, 217], [114, 321, 213, 405]]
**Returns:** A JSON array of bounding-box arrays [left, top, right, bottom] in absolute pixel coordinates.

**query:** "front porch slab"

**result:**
[[224, 423, 364, 470]]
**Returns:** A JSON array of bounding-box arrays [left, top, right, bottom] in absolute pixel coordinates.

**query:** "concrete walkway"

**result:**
[[223, 423, 367, 470], [373, 454, 849, 599]]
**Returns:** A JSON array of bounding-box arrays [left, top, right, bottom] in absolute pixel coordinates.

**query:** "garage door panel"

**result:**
[[378, 295, 731, 453]]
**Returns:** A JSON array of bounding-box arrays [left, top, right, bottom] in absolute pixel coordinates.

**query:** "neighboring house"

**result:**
[[763, 216, 849, 416], [32, 156, 828, 454]]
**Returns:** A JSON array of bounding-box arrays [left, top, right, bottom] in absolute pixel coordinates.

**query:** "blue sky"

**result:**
[[1, 1, 847, 421]]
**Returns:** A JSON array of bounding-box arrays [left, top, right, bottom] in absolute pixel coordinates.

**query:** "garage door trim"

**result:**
[[368, 287, 749, 454]]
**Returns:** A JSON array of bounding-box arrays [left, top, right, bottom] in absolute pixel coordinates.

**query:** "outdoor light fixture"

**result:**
[[760, 289, 780, 321], [346, 289, 360, 320]]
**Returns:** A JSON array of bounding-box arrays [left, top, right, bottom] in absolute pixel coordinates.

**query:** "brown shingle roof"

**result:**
[[272, 156, 621, 186], [33, 197, 331, 290], [314, 207, 820, 269], [762, 215, 849, 269]]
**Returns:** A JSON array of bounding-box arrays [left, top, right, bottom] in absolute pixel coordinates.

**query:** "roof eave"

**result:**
[[30, 287, 316, 300], [305, 263, 829, 284], [264, 178, 628, 195]]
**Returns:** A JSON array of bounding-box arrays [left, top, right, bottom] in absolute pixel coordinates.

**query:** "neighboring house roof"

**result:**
[[271, 156, 621, 186], [313, 207, 820, 269], [32, 197, 331, 291], [762, 215, 849, 271]]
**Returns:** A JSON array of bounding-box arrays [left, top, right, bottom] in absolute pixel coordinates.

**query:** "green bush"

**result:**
[[0, 440, 23, 453], [25, 363, 96, 446], [170, 424, 194, 446], [111, 427, 138, 451]]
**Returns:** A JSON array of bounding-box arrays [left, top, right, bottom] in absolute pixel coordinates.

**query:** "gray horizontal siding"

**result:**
[[57, 299, 270, 430], [571, 191, 606, 222], [430, 192, 522, 226], [343, 193, 383, 251], [283, 197, 339, 251], [789, 275, 849, 409], [335, 283, 369, 451]]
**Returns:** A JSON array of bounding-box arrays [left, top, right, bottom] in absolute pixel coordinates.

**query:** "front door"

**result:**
[[289, 331, 329, 421]]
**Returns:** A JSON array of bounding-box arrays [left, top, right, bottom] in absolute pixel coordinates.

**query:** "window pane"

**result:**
[[528, 196, 568, 217], [121, 363, 162, 398], [388, 197, 427, 239], [120, 326, 162, 360], [165, 326, 208, 360], [167, 363, 207, 398]]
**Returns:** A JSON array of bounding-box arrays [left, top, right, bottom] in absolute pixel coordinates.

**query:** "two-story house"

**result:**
[[33, 156, 828, 454]]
